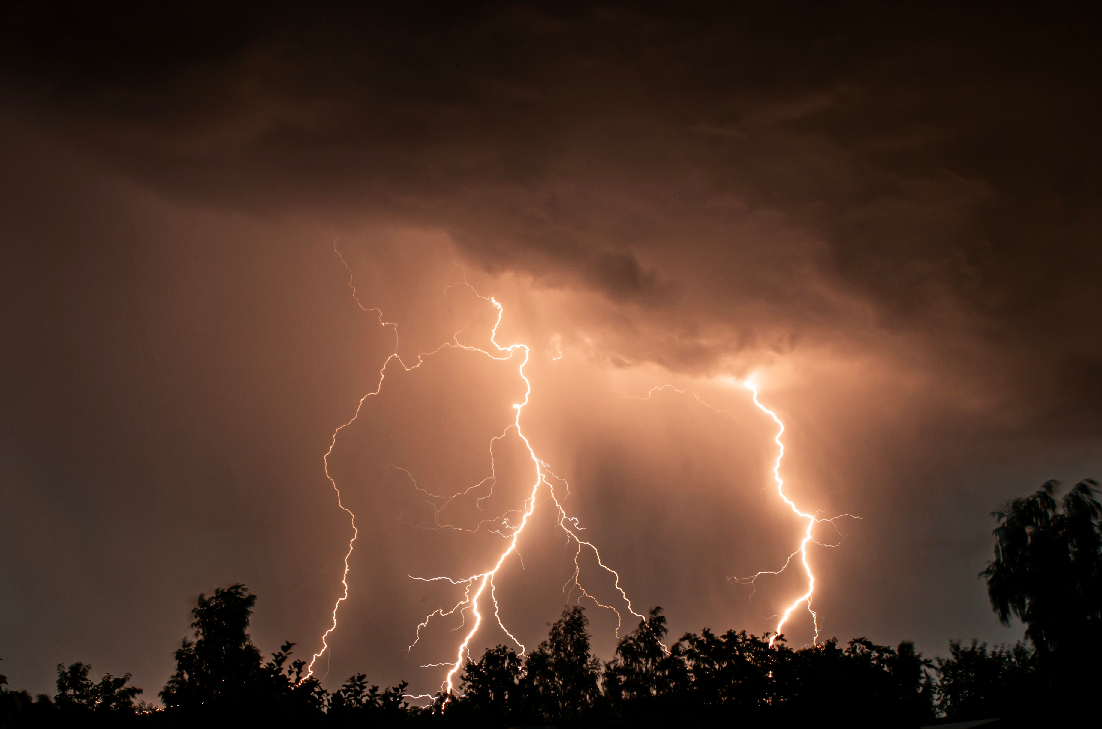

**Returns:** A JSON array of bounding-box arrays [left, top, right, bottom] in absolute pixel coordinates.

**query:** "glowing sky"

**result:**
[[2, 1, 1101, 698]]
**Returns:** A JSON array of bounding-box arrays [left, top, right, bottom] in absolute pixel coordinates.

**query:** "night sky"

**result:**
[[2, 1, 1101, 700]]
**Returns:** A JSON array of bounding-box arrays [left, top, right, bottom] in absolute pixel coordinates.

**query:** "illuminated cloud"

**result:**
[[1, 0, 1099, 698]]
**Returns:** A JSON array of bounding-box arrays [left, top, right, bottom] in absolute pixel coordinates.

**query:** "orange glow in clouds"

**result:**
[[309, 253, 642, 693], [309, 251, 855, 690]]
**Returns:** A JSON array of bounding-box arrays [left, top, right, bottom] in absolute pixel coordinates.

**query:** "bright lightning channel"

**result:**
[[630, 380, 855, 647], [415, 293, 643, 694], [308, 252, 642, 693], [734, 379, 857, 647]]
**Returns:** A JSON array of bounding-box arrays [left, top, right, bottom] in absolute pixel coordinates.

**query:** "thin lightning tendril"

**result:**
[[312, 248, 852, 689], [422, 293, 641, 694], [309, 250, 641, 693], [306, 249, 390, 678], [307, 248, 458, 677]]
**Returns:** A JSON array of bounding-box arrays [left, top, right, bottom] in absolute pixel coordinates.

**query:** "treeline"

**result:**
[[0, 587, 1044, 728], [3, 478, 1100, 727]]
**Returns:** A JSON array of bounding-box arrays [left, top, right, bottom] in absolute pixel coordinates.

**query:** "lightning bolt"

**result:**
[[413, 293, 643, 694], [311, 249, 851, 686], [307, 249, 456, 677], [733, 380, 858, 647], [309, 252, 642, 692], [627, 380, 856, 647], [306, 250, 389, 678]]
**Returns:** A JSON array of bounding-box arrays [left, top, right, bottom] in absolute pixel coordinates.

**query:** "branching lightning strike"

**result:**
[[308, 252, 642, 693], [733, 381, 858, 646], [310, 248, 853, 689], [628, 381, 856, 647], [410, 293, 644, 694]]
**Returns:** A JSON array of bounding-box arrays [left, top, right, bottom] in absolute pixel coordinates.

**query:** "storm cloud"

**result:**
[[2, 0, 1100, 698]]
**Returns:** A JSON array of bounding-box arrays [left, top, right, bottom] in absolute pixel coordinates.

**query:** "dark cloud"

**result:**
[[3, 3, 1098, 382]]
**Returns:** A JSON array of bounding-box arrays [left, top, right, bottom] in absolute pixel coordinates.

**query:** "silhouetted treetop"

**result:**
[[983, 479, 1102, 663], [158, 583, 325, 718], [521, 606, 601, 723], [55, 662, 142, 714], [160, 583, 265, 711], [604, 607, 686, 713], [451, 645, 521, 724], [7, 554, 1087, 728], [934, 639, 1034, 721]]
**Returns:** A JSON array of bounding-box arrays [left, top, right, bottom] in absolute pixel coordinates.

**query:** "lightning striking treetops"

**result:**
[[308, 252, 854, 691], [733, 377, 859, 646], [308, 253, 643, 692], [630, 378, 857, 647]]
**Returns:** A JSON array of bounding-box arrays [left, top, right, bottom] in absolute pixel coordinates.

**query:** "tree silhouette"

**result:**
[[1, 579, 1062, 725], [884, 640, 936, 721], [793, 638, 934, 724], [262, 641, 328, 716], [329, 673, 410, 725], [603, 607, 688, 721], [55, 663, 96, 710], [673, 628, 780, 714], [159, 583, 324, 719], [160, 583, 265, 712], [933, 639, 1034, 720], [602, 616, 934, 725], [982, 478, 1102, 696], [451, 645, 522, 725], [0, 660, 27, 729], [520, 606, 601, 723], [55, 662, 142, 713]]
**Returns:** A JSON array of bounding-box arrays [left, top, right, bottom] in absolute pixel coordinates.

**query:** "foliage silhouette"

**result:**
[[329, 674, 412, 725], [933, 639, 1035, 721], [55, 662, 142, 713], [602, 607, 688, 721], [0, 689, 43, 729], [982, 478, 1102, 708], [449, 645, 522, 725], [519, 606, 602, 723], [2, 658, 144, 728], [159, 584, 325, 720], [436, 608, 937, 727], [984, 479, 1102, 653], [0, 592, 991, 727], [261, 641, 328, 717], [674, 628, 779, 712], [10, 474, 1102, 729], [159, 583, 264, 712]]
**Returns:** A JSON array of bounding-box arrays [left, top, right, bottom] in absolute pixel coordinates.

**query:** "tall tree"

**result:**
[[603, 607, 687, 719], [982, 479, 1102, 682], [453, 645, 522, 725], [160, 585, 327, 718], [160, 583, 265, 711], [522, 606, 601, 723]]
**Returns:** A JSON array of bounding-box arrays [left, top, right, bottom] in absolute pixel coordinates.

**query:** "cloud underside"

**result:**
[[4, 1, 1102, 696], [4, 2, 1099, 430]]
